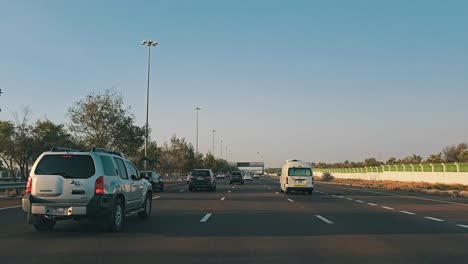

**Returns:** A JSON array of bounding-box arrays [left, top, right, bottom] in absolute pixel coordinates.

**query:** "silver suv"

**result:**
[[22, 147, 152, 232]]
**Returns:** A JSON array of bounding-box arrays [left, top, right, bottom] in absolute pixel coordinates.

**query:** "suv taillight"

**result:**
[[26, 177, 32, 194], [95, 176, 104, 194], [286, 177, 288, 184]]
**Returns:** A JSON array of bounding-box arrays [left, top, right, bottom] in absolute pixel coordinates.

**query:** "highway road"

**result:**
[[0, 177, 467, 264]]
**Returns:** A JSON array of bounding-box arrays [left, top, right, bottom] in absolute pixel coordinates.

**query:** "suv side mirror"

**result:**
[[131, 174, 138, 180]]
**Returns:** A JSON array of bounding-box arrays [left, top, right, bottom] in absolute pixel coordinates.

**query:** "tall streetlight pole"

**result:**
[[220, 140, 223, 159], [225, 145, 228, 161], [142, 40, 158, 170], [211, 129, 216, 157], [194, 107, 201, 153]]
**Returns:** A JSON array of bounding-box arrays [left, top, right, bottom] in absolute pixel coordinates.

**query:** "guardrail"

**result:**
[[0, 182, 26, 198], [314, 162, 468, 173]]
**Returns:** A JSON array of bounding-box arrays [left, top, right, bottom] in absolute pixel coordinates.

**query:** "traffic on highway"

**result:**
[[1, 1, 468, 263]]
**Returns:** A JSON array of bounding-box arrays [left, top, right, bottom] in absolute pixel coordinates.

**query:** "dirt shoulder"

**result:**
[[316, 177, 468, 198]]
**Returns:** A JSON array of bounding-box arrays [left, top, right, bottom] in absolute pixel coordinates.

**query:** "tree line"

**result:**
[[0, 89, 234, 181], [314, 143, 468, 169]]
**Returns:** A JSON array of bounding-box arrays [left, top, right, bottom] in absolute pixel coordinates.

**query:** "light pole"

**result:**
[[225, 145, 228, 161], [142, 40, 158, 170], [211, 129, 216, 157], [220, 140, 223, 159], [194, 107, 201, 153]]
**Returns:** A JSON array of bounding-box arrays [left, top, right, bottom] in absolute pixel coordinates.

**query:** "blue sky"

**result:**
[[1, 0, 467, 167]]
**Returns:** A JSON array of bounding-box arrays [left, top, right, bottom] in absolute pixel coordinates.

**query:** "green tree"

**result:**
[[425, 153, 444, 164], [443, 143, 468, 162], [67, 89, 145, 156], [0, 121, 16, 180]]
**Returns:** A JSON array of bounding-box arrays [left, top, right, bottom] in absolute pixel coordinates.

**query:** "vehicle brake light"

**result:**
[[62, 155, 72, 158], [26, 177, 32, 194], [95, 176, 104, 194], [286, 177, 288, 184]]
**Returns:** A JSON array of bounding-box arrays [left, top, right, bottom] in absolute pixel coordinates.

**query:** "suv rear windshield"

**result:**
[[288, 168, 312, 176], [34, 154, 95, 179], [192, 170, 211, 177], [232, 172, 242, 177]]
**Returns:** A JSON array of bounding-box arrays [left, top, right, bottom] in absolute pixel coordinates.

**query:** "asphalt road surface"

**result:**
[[1, 178, 467, 264]]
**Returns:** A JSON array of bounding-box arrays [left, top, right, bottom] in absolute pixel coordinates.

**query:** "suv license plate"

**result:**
[[197, 177, 204, 180], [47, 208, 68, 216]]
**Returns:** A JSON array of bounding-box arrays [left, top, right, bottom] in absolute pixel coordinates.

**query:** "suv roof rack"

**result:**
[[91, 147, 124, 157], [50, 146, 80, 152]]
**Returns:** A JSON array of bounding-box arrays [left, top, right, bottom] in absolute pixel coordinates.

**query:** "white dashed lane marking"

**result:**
[[425, 216, 444, 222], [382, 206, 394, 210], [287, 198, 294, 202], [179, 190, 185, 192], [316, 215, 334, 224], [220, 197, 225, 201], [368, 203, 378, 206], [400, 211, 416, 215], [152, 196, 161, 200], [200, 213, 213, 223], [457, 224, 468, 229], [355, 200, 364, 203]]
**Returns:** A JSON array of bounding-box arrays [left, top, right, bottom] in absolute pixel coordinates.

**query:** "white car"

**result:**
[[243, 174, 253, 181], [280, 159, 314, 195], [216, 174, 225, 179], [22, 147, 153, 232]]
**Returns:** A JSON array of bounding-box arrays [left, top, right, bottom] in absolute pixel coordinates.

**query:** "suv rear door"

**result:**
[[31, 153, 96, 203], [113, 157, 134, 209], [125, 160, 143, 209]]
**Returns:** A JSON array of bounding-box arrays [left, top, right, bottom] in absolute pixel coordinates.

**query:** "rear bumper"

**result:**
[[189, 181, 215, 189], [22, 193, 115, 218], [286, 186, 314, 192]]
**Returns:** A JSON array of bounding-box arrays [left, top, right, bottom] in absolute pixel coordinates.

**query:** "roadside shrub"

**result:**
[[322, 172, 334, 181]]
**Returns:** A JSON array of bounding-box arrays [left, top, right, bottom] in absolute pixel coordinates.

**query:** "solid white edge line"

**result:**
[[287, 198, 294, 202], [220, 197, 225, 201], [457, 224, 468, 229], [400, 210, 415, 215], [316, 215, 334, 224], [424, 216, 444, 222], [382, 206, 394, 210], [0, 205, 22, 211], [200, 213, 212, 223], [368, 203, 377, 206]]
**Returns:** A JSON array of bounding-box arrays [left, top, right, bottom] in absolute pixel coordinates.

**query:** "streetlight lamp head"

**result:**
[[152, 42, 158, 46]]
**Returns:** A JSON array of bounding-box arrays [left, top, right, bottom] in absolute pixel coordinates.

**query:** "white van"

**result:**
[[280, 159, 314, 195]]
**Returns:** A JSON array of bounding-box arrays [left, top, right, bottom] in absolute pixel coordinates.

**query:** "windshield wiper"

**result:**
[[48, 172, 74, 178]]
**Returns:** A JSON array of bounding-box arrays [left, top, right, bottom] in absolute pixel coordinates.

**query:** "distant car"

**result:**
[[216, 173, 225, 180], [253, 174, 261, 179], [140, 171, 165, 192], [230, 171, 244, 185], [243, 174, 253, 181], [188, 169, 216, 192]]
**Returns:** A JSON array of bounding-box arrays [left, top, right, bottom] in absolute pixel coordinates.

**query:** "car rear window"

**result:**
[[288, 168, 312, 176], [232, 172, 242, 177], [100, 155, 117, 176], [192, 170, 211, 177], [34, 154, 95, 179]]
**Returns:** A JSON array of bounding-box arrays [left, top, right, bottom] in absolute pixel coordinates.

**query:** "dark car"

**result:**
[[189, 169, 216, 192], [230, 171, 244, 185], [140, 171, 165, 192]]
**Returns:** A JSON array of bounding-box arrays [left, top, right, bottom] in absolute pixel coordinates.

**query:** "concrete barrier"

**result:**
[[314, 171, 468, 185]]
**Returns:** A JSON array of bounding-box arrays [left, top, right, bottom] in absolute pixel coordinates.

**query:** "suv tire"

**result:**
[[33, 216, 56, 232], [109, 198, 125, 232], [138, 194, 152, 219]]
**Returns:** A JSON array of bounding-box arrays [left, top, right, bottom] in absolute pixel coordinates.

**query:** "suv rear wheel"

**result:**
[[138, 194, 152, 219], [33, 216, 56, 232], [109, 198, 125, 232]]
